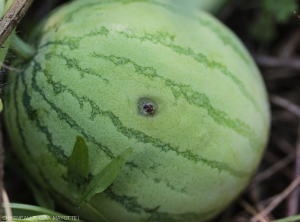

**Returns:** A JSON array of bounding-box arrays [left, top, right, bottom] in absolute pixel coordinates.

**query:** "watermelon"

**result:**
[[3, 0, 270, 221]]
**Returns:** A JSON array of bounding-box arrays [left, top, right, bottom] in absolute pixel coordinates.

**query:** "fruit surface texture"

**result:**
[[4, 0, 270, 221]]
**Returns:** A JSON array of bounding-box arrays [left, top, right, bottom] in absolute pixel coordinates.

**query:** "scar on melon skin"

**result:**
[[138, 98, 158, 116]]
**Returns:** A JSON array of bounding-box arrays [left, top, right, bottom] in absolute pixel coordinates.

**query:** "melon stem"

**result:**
[[10, 34, 36, 60]]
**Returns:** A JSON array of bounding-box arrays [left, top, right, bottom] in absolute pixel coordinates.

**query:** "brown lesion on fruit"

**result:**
[[138, 98, 157, 116]]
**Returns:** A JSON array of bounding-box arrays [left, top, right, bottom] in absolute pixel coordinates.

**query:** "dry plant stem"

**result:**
[[295, 11, 300, 19], [274, 138, 295, 155], [249, 189, 273, 221], [264, 70, 299, 81], [249, 151, 295, 190], [238, 199, 268, 222], [0, 62, 22, 72], [277, 28, 300, 58], [255, 55, 300, 70], [250, 176, 300, 222], [0, 0, 35, 46], [256, 195, 276, 210], [270, 95, 300, 119], [2, 189, 11, 222], [287, 124, 300, 216], [263, 150, 293, 179], [250, 189, 264, 212]]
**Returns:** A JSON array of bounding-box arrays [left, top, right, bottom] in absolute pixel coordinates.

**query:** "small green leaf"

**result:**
[[67, 135, 89, 198], [68, 136, 89, 178], [0, 99, 2, 113], [79, 147, 133, 205]]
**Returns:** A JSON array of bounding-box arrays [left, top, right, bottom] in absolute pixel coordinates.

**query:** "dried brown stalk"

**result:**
[[238, 199, 268, 222], [250, 151, 295, 189], [270, 95, 300, 119], [0, 62, 22, 72], [255, 55, 300, 70], [0, 0, 35, 46], [287, 124, 300, 216], [251, 176, 300, 221]]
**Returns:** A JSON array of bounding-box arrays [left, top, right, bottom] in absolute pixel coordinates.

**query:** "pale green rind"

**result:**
[[3, 0, 270, 222], [79, 148, 133, 205]]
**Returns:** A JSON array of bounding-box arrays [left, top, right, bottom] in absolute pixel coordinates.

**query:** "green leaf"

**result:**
[[272, 215, 300, 222], [249, 0, 298, 43], [68, 136, 89, 178], [79, 147, 133, 205], [0, 99, 2, 113], [249, 13, 276, 43], [67, 135, 89, 198], [263, 0, 298, 23]]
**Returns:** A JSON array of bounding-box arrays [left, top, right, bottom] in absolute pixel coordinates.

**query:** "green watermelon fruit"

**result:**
[[3, 0, 270, 221]]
